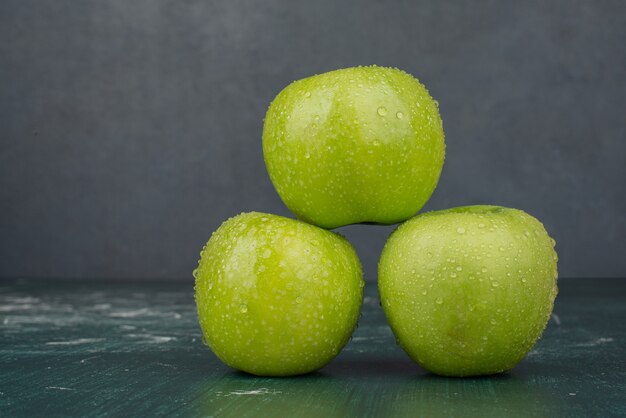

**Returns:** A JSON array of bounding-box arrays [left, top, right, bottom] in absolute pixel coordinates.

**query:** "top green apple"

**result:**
[[263, 65, 445, 229]]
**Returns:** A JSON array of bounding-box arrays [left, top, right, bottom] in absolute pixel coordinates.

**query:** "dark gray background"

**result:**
[[1, 0, 624, 281]]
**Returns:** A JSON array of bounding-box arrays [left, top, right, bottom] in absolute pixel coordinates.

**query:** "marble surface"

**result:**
[[1, 278, 624, 417]]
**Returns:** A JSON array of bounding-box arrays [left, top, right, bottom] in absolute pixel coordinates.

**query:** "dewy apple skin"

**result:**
[[194, 212, 364, 376], [263, 65, 445, 229], [378, 205, 559, 377]]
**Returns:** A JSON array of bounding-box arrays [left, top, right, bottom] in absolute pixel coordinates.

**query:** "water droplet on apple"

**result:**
[[377, 106, 387, 116], [373, 139, 381, 146], [396, 111, 403, 119], [456, 266, 462, 271], [239, 304, 248, 313], [304, 152, 311, 159], [491, 281, 500, 287], [304, 91, 311, 98], [296, 296, 303, 304], [457, 227, 465, 234], [478, 223, 485, 228], [490, 318, 497, 325], [262, 249, 272, 258], [421, 289, 428, 295], [435, 297, 443, 305]]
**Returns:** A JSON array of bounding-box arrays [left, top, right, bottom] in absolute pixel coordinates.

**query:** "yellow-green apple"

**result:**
[[194, 212, 363, 376], [378, 205, 558, 376], [263, 65, 445, 229]]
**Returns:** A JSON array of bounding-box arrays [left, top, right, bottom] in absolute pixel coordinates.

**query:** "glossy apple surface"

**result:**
[[194, 212, 363, 376], [378, 205, 558, 376], [263, 65, 445, 229]]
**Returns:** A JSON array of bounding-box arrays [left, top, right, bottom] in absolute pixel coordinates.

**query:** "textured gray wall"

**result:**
[[1, 0, 624, 281]]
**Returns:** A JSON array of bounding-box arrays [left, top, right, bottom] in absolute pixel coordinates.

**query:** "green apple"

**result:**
[[378, 205, 558, 376], [262, 65, 445, 229], [193, 212, 363, 376]]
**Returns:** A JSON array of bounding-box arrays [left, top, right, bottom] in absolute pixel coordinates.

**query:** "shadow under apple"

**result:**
[[189, 371, 354, 418], [375, 372, 563, 418]]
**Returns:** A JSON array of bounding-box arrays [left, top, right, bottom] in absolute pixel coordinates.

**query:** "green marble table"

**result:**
[[1, 278, 624, 417]]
